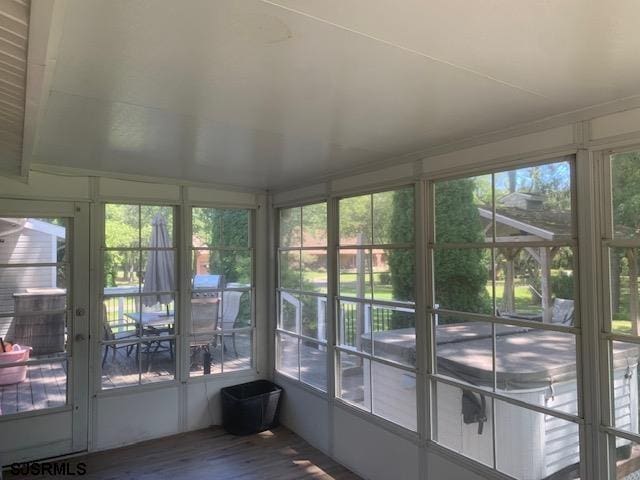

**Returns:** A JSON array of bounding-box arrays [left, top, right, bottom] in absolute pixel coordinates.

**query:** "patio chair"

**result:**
[[189, 299, 219, 369], [219, 291, 245, 357], [102, 305, 139, 367]]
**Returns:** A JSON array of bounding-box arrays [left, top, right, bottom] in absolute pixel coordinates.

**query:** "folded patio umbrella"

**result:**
[[142, 213, 174, 309]]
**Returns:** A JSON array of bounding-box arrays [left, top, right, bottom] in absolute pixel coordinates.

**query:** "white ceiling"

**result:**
[[27, 0, 640, 189]]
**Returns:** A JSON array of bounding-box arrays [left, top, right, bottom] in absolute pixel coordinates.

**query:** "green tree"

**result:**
[[611, 152, 640, 331], [434, 178, 492, 314], [192, 208, 250, 284], [388, 188, 415, 303]]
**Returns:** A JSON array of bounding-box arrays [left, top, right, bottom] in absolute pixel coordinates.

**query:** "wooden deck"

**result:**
[[102, 334, 254, 388], [4, 426, 361, 479], [0, 361, 67, 416], [1, 337, 338, 415]]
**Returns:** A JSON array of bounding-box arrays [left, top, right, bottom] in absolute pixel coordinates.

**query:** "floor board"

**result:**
[[4, 427, 361, 480]]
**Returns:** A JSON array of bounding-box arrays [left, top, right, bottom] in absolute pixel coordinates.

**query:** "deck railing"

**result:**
[[339, 302, 414, 347]]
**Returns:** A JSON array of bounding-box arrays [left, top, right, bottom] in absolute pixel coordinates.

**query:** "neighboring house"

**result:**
[[0, 218, 66, 337]]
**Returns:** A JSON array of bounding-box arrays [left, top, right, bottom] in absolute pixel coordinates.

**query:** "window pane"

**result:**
[[339, 249, 372, 299], [219, 290, 251, 330], [435, 174, 492, 244], [611, 341, 640, 434], [192, 208, 249, 247], [279, 250, 301, 291], [375, 248, 414, 303], [197, 250, 252, 287], [139, 294, 175, 338], [496, 247, 575, 325], [495, 327, 577, 415], [193, 332, 256, 377], [611, 152, 640, 240], [105, 204, 140, 248], [372, 362, 416, 431], [103, 296, 140, 339], [141, 344, 175, 385], [372, 188, 414, 245], [434, 381, 494, 467], [612, 435, 640, 479], [141, 249, 176, 293], [301, 294, 327, 341], [338, 300, 371, 354], [611, 247, 640, 335], [140, 205, 174, 248], [104, 250, 140, 292], [301, 251, 327, 294], [223, 209, 249, 248], [191, 251, 223, 289], [279, 291, 299, 333], [340, 194, 372, 246], [193, 207, 222, 247], [279, 207, 301, 248], [0, 217, 68, 263], [494, 161, 572, 242], [222, 331, 252, 372], [495, 400, 580, 480], [101, 341, 140, 389], [300, 340, 327, 391], [435, 315, 495, 388], [302, 203, 327, 247], [0, 265, 67, 315], [190, 297, 219, 372], [277, 332, 298, 379], [0, 360, 68, 415], [339, 351, 370, 410], [434, 248, 492, 314], [372, 306, 415, 366], [189, 340, 222, 377]]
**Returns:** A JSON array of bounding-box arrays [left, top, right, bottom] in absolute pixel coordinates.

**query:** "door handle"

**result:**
[[75, 307, 86, 317], [75, 333, 86, 342]]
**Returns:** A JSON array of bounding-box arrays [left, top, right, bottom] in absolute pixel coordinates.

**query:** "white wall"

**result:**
[[271, 102, 640, 480]]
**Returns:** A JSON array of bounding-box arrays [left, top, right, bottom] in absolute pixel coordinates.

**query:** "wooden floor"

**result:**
[[4, 427, 361, 480]]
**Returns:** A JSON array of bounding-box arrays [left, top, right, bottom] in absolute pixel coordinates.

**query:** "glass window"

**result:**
[[611, 435, 640, 479], [101, 204, 177, 389], [431, 157, 580, 473], [276, 202, 327, 391], [336, 187, 417, 430], [604, 151, 640, 478], [0, 216, 70, 415], [190, 207, 253, 377]]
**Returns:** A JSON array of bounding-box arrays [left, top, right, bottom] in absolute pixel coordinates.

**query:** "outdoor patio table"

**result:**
[[125, 312, 175, 371]]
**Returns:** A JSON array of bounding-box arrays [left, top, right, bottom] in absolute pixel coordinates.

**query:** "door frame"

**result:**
[[0, 199, 90, 465]]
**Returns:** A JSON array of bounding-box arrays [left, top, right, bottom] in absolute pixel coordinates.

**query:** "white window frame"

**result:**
[[275, 202, 329, 392], [333, 186, 419, 432], [593, 146, 640, 479], [187, 205, 257, 377], [426, 156, 584, 477], [97, 202, 180, 391]]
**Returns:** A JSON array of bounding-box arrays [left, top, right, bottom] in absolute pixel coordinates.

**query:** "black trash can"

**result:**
[[221, 380, 283, 435]]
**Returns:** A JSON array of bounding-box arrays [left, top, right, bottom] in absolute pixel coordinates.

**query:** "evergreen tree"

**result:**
[[434, 178, 492, 314]]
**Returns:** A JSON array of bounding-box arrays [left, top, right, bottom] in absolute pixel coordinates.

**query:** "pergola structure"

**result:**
[[477, 192, 572, 324]]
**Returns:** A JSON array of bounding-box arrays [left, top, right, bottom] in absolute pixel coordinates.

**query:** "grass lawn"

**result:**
[[612, 320, 632, 334], [491, 281, 541, 314]]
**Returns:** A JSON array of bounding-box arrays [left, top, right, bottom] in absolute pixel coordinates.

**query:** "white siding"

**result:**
[[0, 228, 58, 337]]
